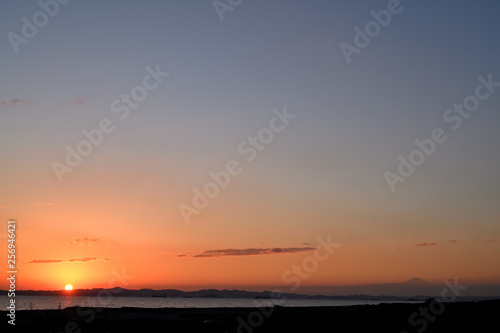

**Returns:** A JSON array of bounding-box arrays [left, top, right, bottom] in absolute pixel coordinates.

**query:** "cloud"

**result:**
[[1, 99, 32, 108], [29, 259, 63, 264], [449, 240, 458, 243], [68, 237, 102, 247], [27, 257, 109, 264], [178, 246, 316, 258], [415, 242, 438, 247]]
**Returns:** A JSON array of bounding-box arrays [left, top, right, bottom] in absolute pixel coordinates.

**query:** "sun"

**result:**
[[64, 284, 73, 291]]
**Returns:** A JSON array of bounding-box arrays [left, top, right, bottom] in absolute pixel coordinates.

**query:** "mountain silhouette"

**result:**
[[405, 277, 432, 285]]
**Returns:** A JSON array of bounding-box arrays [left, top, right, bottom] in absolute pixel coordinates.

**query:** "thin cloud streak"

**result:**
[[415, 242, 438, 247], [1, 99, 32, 108], [27, 257, 109, 264], [68, 237, 102, 247], [178, 246, 316, 258]]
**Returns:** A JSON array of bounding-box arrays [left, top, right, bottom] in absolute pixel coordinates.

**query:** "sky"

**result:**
[[0, 0, 499, 294]]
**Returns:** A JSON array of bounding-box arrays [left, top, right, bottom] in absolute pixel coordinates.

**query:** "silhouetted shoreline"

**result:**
[[1, 299, 499, 332]]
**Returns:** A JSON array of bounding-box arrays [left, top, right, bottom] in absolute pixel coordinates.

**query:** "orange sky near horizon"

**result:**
[[1, 194, 499, 292]]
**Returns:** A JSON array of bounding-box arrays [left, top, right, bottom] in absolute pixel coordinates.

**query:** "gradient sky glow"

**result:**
[[1, 0, 499, 293]]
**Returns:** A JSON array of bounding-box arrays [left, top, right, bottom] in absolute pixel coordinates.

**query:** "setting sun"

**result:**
[[64, 284, 73, 291]]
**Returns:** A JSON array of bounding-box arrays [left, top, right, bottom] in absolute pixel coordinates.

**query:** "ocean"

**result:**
[[0, 295, 421, 310]]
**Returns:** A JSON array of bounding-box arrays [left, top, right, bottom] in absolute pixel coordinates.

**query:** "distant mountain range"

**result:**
[[2, 288, 428, 301], [307, 277, 439, 297], [299, 278, 500, 298], [3, 278, 500, 300]]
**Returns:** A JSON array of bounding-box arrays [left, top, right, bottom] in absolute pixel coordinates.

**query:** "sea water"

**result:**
[[0, 295, 421, 310]]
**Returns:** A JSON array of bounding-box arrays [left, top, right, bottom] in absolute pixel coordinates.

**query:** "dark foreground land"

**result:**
[[2, 300, 499, 332]]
